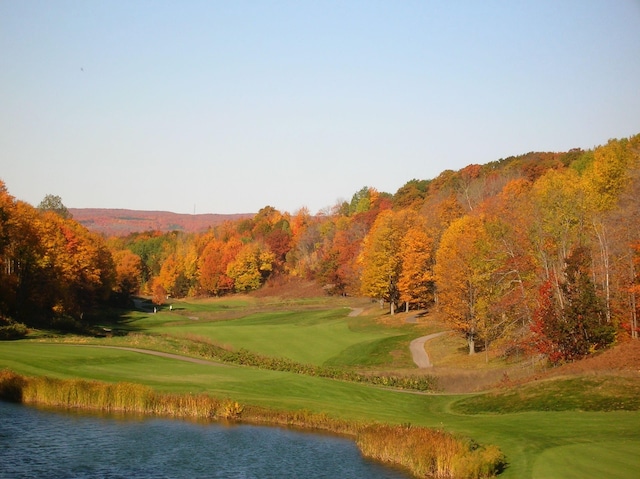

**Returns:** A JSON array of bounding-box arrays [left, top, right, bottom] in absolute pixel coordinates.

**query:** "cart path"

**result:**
[[410, 331, 450, 368]]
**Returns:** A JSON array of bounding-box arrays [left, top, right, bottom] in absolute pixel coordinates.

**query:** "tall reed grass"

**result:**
[[356, 424, 504, 479], [0, 369, 504, 478]]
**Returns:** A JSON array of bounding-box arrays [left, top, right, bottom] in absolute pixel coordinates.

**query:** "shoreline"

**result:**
[[0, 369, 504, 479]]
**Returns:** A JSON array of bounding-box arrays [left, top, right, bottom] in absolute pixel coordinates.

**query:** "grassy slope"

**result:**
[[126, 299, 424, 368], [143, 308, 405, 366], [1, 296, 639, 479]]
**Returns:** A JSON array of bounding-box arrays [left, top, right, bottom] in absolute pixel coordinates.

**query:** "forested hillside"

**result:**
[[2, 133, 639, 364], [69, 209, 253, 236]]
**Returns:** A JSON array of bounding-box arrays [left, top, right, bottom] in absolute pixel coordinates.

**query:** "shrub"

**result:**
[[219, 399, 244, 419], [183, 335, 439, 392], [0, 322, 28, 340]]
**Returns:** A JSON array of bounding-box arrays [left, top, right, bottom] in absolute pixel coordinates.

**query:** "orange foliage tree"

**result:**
[[398, 223, 434, 311], [477, 179, 539, 344], [0, 186, 115, 324], [359, 209, 423, 314], [112, 249, 143, 297], [198, 236, 242, 295]]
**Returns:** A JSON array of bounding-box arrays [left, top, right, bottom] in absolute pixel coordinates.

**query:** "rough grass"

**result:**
[[422, 327, 548, 393], [453, 376, 640, 413]]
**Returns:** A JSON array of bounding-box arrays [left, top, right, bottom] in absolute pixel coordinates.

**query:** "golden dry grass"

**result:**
[[0, 369, 505, 478]]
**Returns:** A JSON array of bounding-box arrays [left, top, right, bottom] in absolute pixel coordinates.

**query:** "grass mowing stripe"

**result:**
[[142, 309, 405, 366], [532, 441, 638, 478], [324, 333, 415, 367]]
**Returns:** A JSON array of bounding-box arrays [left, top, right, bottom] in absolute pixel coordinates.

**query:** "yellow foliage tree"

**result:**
[[359, 209, 424, 314], [226, 242, 275, 292], [155, 252, 185, 298], [582, 137, 639, 322], [434, 215, 493, 354], [531, 168, 587, 286]]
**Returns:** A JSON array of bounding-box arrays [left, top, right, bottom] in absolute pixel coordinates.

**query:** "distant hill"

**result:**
[[69, 208, 254, 236]]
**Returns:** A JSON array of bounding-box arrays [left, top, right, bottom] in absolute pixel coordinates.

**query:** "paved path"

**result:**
[[410, 331, 449, 368]]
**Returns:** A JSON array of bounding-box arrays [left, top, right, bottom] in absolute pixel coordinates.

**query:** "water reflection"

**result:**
[[0, 401, 408, 478]]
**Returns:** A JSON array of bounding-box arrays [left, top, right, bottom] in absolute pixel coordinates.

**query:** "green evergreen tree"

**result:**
[[532, 246, 615, 363]]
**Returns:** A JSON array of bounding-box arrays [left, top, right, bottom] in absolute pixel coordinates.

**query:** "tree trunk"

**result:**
[[468, 336, 475, 355], [630, 290, 638, 340], [628, 250, 638, 340], [593, 220, 612, 322], [484, 338, 489, 363]]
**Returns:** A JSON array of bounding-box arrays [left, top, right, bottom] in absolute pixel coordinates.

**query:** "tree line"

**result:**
[[1, 133, 639, 362]]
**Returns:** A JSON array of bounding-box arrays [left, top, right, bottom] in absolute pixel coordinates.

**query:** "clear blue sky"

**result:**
[[2, 1, 639, 215]]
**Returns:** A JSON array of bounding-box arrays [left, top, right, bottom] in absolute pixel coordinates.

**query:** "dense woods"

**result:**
[[2, 134, 639, 363]]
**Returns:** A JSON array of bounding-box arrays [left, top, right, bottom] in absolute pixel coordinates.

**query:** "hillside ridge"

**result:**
[[69, 208, 254, 236]]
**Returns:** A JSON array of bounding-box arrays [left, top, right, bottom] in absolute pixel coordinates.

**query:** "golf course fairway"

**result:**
[[1, 297, 638, 478]]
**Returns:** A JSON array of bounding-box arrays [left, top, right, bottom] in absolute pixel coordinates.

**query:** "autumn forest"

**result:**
[[2, 133, 639, 364]]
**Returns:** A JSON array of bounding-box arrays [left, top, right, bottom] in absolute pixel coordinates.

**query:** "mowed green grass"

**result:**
[[1, 342, 639, 479], [134, 305, 414, 367], [2, 295, 639, 479], [532, 441, 639, 478], [0, 341, 439, 421]]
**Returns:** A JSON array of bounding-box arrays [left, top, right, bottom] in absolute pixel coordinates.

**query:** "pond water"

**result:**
[[0, 401, 409, 478]]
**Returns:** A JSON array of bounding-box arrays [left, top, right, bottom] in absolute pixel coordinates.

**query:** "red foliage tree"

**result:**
[[531, 248, 615, 364]]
